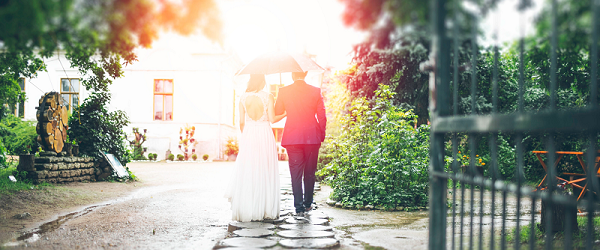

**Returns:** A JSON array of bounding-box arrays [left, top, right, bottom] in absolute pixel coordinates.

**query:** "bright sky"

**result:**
[[146, 0, 546, 71], [219, 0, 366, 70], [480, 0, 545, 47]]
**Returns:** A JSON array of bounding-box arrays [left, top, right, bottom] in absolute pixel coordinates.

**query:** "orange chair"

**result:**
[[563, 155, 600, 201]]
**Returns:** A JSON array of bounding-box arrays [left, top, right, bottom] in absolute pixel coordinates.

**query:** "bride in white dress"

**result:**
[[224, 74, 286, 222]]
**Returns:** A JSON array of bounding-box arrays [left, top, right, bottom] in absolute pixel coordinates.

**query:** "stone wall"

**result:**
[[18, 155, 114, 184]]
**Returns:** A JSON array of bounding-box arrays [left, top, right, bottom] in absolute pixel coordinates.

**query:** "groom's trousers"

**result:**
[[285, 144, 320, 213]]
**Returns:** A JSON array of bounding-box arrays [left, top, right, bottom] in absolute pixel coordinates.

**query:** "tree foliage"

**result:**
[[0, 114, 37, 155], [318, 85, 430, 209], [326, 0, 600, 191], [0, 0, 222, 110], [68, 92, 131, 165]]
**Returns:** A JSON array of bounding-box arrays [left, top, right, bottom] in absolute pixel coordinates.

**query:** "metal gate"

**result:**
[[428, 0, 600, 249]]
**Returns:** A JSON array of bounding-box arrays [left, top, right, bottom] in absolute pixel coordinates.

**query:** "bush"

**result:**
[[224, 137, 239, 156], [177, 154, 184, 161], [0, 114, 37, 155], [317, 85, 429, 209], [0, 140, 7, 167], [68, 92, 131, 165], [191, 154, 197, 160], [168, 153, 175, 161], [129, 128, 148, 160], [202, 154, 209, 161]]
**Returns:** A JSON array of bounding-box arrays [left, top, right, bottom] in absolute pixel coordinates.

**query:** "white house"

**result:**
[[17, 33, 244, 161]]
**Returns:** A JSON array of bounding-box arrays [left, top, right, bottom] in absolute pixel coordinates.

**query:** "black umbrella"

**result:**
[[236, 51, 324, 75]]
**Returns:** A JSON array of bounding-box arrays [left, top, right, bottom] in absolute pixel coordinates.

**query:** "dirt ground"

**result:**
[[0, 176, 141, 244], [1, 160, 545, 250]]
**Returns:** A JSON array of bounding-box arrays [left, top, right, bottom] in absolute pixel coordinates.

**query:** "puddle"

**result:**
[[3, 183, 192, 247], [8, 204, 109, 245]]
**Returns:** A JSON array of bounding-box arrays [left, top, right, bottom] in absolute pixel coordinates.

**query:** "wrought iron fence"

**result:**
[[428, 0, 600, 249]]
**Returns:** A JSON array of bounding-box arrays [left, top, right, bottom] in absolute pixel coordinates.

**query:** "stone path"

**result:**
[[213, 167, 340, 249]]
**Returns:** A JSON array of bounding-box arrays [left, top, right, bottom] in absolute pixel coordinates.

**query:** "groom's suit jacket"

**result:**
[[275, 80, 327, 147]]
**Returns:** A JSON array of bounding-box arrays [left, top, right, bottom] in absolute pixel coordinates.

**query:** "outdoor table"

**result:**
[[532, 151, 580, 192], [533, 150, 600, 201]]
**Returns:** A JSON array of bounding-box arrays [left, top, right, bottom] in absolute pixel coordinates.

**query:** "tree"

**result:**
[[0, 0, 222, 114]]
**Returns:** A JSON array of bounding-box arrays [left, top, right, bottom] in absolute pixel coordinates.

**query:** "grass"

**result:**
[[507, 215, 600, 248], [0, 164, 52, 196]]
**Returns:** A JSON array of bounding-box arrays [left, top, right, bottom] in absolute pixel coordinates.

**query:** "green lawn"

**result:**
[[0, 165, 51, 196], [508, 216, 600, 248]]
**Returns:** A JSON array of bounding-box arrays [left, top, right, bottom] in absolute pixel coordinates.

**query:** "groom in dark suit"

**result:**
[[275, 71, 327, 215]]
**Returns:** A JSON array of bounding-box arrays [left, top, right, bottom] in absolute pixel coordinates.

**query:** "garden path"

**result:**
[[3, 161, 534, 249]]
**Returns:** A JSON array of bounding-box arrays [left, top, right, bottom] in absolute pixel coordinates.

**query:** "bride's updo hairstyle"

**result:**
[[246, 74, 266, 92]]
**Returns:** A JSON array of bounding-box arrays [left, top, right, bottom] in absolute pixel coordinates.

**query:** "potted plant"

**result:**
[[279, 148, 287, 161], [64, 136, 73, 157], [224, 137, 239, 161], [177, 154, 184, 161], [168, 153, 175, 161], [71, 139, 79, 157], [202, 154, 209, 161], [191, 154, 198, 161], [178, 124, 198, 160]]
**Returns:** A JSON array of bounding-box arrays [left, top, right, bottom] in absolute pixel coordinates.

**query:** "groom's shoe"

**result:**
[[305, 206, 313, 212]]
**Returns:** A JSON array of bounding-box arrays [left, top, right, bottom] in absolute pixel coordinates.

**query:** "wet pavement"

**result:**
[[213, 170, 341, 249], [1, 161, 537, 249]]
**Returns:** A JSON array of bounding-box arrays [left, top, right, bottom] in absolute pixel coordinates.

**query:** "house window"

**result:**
[[154, 79, 173, 121], [269, 84, 283, 100], [60, 78, 80, 112], [13, 78, 25, 118], [272, 128, 283, 143]]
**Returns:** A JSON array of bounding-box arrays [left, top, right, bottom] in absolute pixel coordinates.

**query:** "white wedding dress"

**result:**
[[224, 91, 280, 222]]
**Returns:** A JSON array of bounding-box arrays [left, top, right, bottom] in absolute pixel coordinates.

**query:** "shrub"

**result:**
[[177, 154, 184, 161], [191, 154, 197, 160], [224, 137, 239, 156], [317, 85, 429, 210], [129, 128, 147, 160], [178, 124, 197, 160], [0, 114, 37, 155], [168, 153, 175, 161], [68, 92, 131, 165], [0, 140, 7, 167], [202, 154, 209, 161]]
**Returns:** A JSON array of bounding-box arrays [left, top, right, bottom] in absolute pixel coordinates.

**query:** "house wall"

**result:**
[[127, 122, 237, 161], [21, 44, 243, 161]]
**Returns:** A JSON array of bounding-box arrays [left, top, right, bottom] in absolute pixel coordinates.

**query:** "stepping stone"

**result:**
[[305, 212, 329, 219], [232, 228, 274, 237], [219, 248, 262, 250], [279, 238, 340, 249], [277, 229, 335, 239], [280, 210, 295, 216], [262, 217, 285, 224], [278, 224, 333, 231], [228, 222, 276, 232], [284, 217, 329, 225], [219, 238, 277, 248]]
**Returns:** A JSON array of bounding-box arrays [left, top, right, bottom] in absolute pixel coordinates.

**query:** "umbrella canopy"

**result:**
[[236, 51, 324, 75]]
